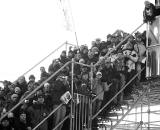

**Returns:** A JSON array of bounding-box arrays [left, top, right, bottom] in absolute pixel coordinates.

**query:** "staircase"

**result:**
[[97, 78, 160, 130]]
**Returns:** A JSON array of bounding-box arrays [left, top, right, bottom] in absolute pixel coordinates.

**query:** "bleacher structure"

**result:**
[[97, 79, 160, 130], [1, 2, 160, 130], [96, 15, 160, 130]]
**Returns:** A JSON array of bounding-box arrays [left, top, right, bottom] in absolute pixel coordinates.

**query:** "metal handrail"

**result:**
[[22, 42, 66, 76], [92, 83, 112, 103], [73, 61, 92, 68], [0, 61, 71, 121], [52, 114, 70, 130], [92, 67, 145, 120], [32, 103, 63, 130]]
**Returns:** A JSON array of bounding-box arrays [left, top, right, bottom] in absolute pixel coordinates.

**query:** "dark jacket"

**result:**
[[16, 82, 28, 95], [51, 80, 69, 105], [14, 111, 32, 130], [27, 103, 49, 130], [58, 56, 69, 65], [101, 66, 120, 83], [0, 117, 14, 130]]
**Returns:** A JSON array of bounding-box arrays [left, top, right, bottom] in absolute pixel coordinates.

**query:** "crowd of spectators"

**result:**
[[0, 29, 147, 130]]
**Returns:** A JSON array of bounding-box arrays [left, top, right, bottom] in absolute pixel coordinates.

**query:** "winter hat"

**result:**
[[96, 71, 102, 76], [14, 87, 21, 94], [29, 74, 35, 80], [79, 58, 85, 64], [44, 82, 50, 87], [62, 50, 66, 54], [91, 47, 99, 55], [11, 93, 19, 100]]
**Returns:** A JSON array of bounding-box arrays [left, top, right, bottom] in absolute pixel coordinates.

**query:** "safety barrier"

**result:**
[[70, 93, 92, 130]]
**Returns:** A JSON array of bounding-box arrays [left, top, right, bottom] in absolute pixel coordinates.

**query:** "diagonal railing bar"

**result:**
[[92, 83, 113, 103], [73, 61, 92, 68], [66, 42, 78, 47], [52, 114, 70, 130], [110, 87, 149, 130], [22, 42, 66, 76], [94, 22, 145, 67], [32, 103, 63, 130], [92, 67, 145, 120], [0, 61, 71, 121]]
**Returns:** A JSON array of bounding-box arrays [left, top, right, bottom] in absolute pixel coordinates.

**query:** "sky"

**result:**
[[0, 0, 155, 82]]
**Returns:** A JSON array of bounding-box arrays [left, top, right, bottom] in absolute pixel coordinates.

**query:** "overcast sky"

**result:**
[[0, 0, 155, 82]]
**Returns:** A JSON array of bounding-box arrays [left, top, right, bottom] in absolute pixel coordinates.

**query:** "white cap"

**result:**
[[96, 71, 102, 76], [44, 82, 50, 87]]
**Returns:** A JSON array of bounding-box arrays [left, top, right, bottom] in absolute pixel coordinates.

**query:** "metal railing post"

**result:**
[[140, 96, 143, 130], [89, 63, 93, 130], [146, 22, 150, 78], [147, 87, 151, 130], [70, 58, 74, 130], [65, 41, 68, 54]]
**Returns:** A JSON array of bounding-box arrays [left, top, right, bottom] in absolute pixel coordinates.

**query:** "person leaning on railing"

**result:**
[[51, 74, 70, 130]]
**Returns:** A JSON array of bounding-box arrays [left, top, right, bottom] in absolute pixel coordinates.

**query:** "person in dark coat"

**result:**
[[58, 51, 69, 65], [15, 76, 28, 95], [52, 75, 70, 130], [14, 110, 32, 130], [0, 116, 14, 130], [40, 66, 50, 82], [43, 82, 54, 130], [5, 93, 20, 119], [27, 94, 49, 130]]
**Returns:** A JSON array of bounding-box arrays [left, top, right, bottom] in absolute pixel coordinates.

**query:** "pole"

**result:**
[[135, 106, 138, 128], [70, 58, 74, 130], [89, 63, 93, 130], [146, 22, 149, 78], [59, 0, 80, 48], [74, 31, 79, 48], [140, 97, 143, 130], [148, 87, 151, 130], [67, 0, 79, 48], [65, 41, 68, 54]]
